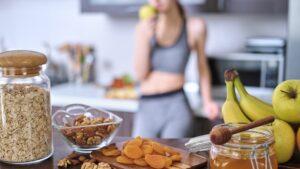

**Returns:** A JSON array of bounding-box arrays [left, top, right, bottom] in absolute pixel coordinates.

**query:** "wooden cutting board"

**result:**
[[91, 142, 207, 169]]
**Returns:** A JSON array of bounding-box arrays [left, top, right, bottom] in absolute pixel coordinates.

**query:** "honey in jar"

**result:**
[[210, 123, 278, 169]]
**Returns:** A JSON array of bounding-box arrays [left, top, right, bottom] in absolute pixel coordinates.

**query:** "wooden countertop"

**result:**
[[0, 131, 299, 169], [0, 131, 208, 169]]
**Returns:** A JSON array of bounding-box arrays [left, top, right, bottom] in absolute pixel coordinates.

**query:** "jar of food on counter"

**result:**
[[0, 50, 52, 164], [210, 123, 277, 169]]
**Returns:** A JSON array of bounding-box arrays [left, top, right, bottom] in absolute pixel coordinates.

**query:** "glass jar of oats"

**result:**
[[0, 50, 52, 164]]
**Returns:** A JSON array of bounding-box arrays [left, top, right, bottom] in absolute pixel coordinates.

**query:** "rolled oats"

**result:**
[[0, 84, 52, 163]]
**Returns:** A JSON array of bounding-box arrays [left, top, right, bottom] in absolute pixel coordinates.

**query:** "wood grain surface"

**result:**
[[0, 131, 205, 169], [90, 142, 207, 169]]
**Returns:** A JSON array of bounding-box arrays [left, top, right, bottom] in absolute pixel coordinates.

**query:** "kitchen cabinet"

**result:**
[[221, 0, 288, 14], [81, 0, 288, 15], [81, 0, 219, 15]]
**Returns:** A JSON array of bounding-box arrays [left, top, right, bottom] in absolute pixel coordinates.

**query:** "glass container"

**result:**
[[52, 104, 123, 153], [210, 123, 277, 169], [0, 50, 53, 164]]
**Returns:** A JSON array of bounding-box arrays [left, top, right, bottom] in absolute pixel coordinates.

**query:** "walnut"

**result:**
[[107, 124, 116, 133], [91, 117, 104, 124], [98, 162, 114, 169], [76, 132, 84, 139], [81, 162, 97, 169], [87, 136, 101, 145], [81, 162, 113, 169], [58, 158, 71, 168]]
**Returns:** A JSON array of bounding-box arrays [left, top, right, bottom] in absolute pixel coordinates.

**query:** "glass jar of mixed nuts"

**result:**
[[0, 50, 53, 164]]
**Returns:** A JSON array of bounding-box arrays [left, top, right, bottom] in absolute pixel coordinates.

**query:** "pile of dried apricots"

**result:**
[[95, 136, 191, 169]]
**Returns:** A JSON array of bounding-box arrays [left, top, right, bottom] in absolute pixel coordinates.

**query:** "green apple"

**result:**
[[139, 5, 157, 20], [272, 80, 300, 123], [273, 119, 295, 163]]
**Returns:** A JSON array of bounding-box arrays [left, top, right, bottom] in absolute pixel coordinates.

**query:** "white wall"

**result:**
[[0, 0, 287, 84], [286, 0, 300, 79]]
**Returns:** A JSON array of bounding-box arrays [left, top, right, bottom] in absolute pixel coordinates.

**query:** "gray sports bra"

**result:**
[[150, 22, 191, 74]]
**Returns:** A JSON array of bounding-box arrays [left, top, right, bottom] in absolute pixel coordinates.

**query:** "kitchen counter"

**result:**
[[51, 83, 274, 118], [51, 83, 137, 113], [0, 129, 298, 169]]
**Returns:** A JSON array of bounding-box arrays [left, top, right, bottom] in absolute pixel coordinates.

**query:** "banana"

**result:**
[[229, 69, 276, 121], [222, 74, 250, 123]]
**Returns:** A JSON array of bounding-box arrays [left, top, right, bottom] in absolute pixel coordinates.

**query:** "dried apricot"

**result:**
[[164, 146, 180, 156], [145, 154, 166, 169], [142, 144, 153, 155], [124, 145, 143, 159], [127, 136, 143, 147], [143, 139, 153, 145], [171, 154, 182, 161], [152, 142, 165, 155], [116, 155, 134, 165], [102, 149, 121, 157], [164, 157, 173, 168], [134, 158, 148, 166], [122, 141, 129, 149]]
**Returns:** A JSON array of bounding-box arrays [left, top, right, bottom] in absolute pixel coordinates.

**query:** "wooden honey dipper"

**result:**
[[210, 116, 275, 145]]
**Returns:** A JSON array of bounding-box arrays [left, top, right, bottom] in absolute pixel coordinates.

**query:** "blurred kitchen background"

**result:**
[[1, 0, 299, 136]]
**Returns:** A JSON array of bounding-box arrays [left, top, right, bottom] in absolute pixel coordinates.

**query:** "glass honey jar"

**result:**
[[210, 123, 278, 169]]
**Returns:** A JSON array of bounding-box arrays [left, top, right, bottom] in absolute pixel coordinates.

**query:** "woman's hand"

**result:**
[[204, 101, 219, 121]]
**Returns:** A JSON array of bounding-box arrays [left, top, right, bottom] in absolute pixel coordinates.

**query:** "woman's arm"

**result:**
[[191, 19, 219, 120], [134, 21, 153, 81]]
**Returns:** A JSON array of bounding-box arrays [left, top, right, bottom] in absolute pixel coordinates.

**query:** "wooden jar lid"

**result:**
[[0, 50, 47, 68], [0, 50, 47, 77]]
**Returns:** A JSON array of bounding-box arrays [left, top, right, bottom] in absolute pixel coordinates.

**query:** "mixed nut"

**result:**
[[58, 152, 114, 169], [60, 115, 118, 147]]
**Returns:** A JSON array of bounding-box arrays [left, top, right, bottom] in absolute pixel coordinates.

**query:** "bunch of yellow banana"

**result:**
[[222, 69, 295, 164], [222, 70, 250, 123]]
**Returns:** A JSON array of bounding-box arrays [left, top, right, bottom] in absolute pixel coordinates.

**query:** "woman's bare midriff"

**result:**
[[140, 71, 185, 95]]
